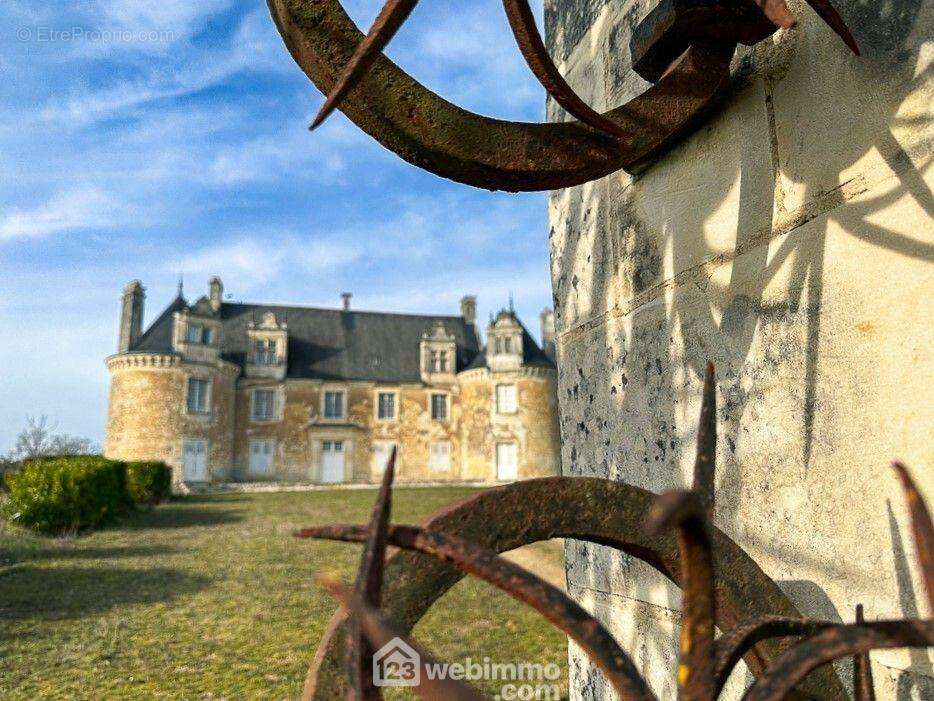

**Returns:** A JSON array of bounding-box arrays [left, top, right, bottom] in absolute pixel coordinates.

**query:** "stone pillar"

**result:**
[[118, 280, 145, 353], [547, 1, 933, 697]]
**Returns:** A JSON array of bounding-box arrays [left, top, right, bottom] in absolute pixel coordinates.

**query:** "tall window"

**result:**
[[186, 324, 213, 345], [186, 378, 210, 414], [254, 338, 277, 365], [324, 390, 345, 419], [427, 350, 450, 373], [496, 384, 518, 414], [430, 393, 448, 422], [429, 442, 451, 472], [252, 389, 276, 421], [377, 392, 396, 421]]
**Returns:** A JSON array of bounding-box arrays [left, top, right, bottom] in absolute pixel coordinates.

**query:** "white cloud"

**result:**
[[34, 7, 288, 126], [0, 188, 129, 242], [174, 239, 289, 289]]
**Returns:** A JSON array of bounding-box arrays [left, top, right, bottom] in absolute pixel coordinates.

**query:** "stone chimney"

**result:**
[[118, 280, 145, 353], [460, 295, 477, 325], [540, 307, 556, 359], [341, 292, 352, 311], [209, 276, 224, 313]]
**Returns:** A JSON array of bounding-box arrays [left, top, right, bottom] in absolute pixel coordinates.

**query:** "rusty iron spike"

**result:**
[[646, 490, 716, 701], [742, 619, 934, 701], [758, 0, 860, 55], [853, 605, 876, 701], [803, 0, 860, 55], [347, 446, 397, 700], [310, 0, 419, 130], [501, 0, 629, 140], [892, 461, 934, 615], [713, 616, 834, 694], [297, 523, 656, 701], [318, 576, 486, 701], [693, 361, 717, 511]]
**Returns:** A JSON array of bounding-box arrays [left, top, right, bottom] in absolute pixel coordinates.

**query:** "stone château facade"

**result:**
[[104, 278, 560, 486]]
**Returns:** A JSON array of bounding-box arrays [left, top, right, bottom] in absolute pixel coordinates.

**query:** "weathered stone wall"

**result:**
[[225, 375, 558, 483], [547, 0, 933, 696], [104, 354, 237, 483]]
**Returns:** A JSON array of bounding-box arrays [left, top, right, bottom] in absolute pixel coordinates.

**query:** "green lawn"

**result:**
[[0, 488, 567, 699]]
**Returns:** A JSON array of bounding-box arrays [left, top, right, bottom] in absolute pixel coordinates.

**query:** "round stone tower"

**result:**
[[103, 280, 238, 485]]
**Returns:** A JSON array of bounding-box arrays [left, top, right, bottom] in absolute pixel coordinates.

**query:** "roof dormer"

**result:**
[[487, 310, 523, 372], [420, 320, 456, 385], [172, 305, 222, 364], [246, 312, 288, 380]]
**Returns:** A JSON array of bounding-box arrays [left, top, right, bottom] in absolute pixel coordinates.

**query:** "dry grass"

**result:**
[[0, 487, 567, 699]]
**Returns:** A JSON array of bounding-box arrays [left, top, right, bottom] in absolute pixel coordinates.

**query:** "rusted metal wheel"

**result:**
[[267, 0, 736, 192], [303, 476, 847, 699]]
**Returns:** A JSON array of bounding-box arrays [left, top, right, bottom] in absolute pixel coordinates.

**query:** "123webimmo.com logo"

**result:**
[[373, 637, 420, 687], [373, 637, 563, 699]]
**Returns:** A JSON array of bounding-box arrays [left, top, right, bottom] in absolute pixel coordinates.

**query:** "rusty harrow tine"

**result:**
[[853, 605, 876, 701], [741, 619, 934, 701], [310, 0, 420, 130], [346, 447, 397, 700], [713, 616, 833, 693], [892, 461, 934, 614], [299, 524, 656, 701], [693, 362, 717, 511], [319, 577, 486, 701], [755, 0, 859, 55], [802, 0, 860, 55], [501, 0, 628, 139], [646, 491, 715, 701]]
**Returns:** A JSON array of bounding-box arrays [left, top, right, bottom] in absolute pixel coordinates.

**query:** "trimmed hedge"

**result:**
[[126, 461, 172, 506], [3, 456, 134, 535]]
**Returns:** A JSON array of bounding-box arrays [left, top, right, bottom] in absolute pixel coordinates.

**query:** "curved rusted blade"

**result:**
[[741, 619, 934, 701], [319, 577, 486, 701], [693, 362, 717, 511], [803, 0, 860, 55], [310, 0, 420, 130], [646, 491, 715, 701], [892, 462, 934, 614], [714, 615, 834, 693], [853, 605, 876, 701], [501, 0, 628, 139], [299, 524, 656, 701], [347, 446, 397, 700]]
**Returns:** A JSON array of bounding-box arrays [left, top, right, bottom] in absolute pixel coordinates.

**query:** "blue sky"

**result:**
[[0, 1, 550, 451]]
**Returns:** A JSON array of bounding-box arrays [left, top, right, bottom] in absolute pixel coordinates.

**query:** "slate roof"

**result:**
[[131, 297, 554, 383]]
